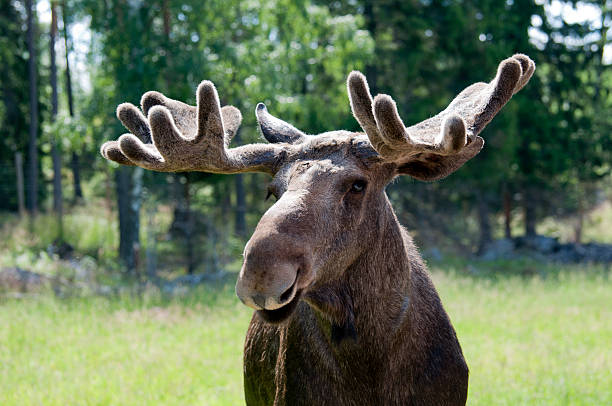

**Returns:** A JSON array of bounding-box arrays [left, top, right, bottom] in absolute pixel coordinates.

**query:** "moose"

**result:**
[[101, 54, 534, 405]]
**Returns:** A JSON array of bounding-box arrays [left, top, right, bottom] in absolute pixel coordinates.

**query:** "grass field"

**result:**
[[1, 265, 611, 405]]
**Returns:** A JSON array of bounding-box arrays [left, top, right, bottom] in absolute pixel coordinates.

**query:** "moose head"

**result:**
[[101, 54, 535, 326]]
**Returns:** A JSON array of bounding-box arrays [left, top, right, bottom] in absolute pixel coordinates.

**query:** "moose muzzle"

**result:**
[[236, 232, 311, 311], [236, 205, 311, 310]]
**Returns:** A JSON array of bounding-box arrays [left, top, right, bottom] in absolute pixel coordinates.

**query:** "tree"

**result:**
[[78, 0, 153, 271], [519, 0, 611, 239], [324, 0, 611, 249], [1, 0, 31, 211], [26, 0, 39, 214], [61, 1, 83, 203], [49, 0, 64, 238]]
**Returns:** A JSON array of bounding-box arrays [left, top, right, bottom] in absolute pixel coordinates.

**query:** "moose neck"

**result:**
[[305, 192, 414, 349]]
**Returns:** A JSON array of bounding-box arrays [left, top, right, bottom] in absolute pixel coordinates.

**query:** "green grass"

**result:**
[[1, 266, 611, 405], [438, 269, 612, 405], [0, 283, 252, 406]]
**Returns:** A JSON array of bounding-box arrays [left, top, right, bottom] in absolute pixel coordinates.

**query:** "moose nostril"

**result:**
[[252, 294, 266, 309], [279, 285, 293, 303], [279, 271, 299, 304]]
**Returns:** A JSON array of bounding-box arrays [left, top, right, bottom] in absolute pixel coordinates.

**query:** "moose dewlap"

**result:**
[[101, 54, 535, 405]]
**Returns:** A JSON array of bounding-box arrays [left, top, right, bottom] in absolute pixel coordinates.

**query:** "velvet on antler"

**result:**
[[348, 54, 535, 180], [102, 54, 534, 181], [255, 103, 307, 144], [100, 81, 285, 174]]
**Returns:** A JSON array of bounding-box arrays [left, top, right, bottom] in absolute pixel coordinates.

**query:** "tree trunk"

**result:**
[[70, 152, 82, 201], [116, 167, 142, 271], [206, 213, 220, 274], [15, 152, 26, 217], [26, 0, 38, 214], [183, 174, 195, 274], [476, 194, 492, 254], [145, 205, 157, 280], [62, 2, 82, 202], [503, 187, 512, 239], [170, 174, 196, 273], [162, 0, 170, 38], [234, 131, 247, 237], [363, 0, 378, 93], [235, 174, 247, 237], [574, 191, 584, 244], [161, 0, 172, 91], [50, 1, 64, 238], [523, 187, 537, 237], [105, 167, 113, 212]]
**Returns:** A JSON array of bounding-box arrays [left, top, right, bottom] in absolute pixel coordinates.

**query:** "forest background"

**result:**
[[1, 0, 611, 275], [1, 1, 612, 405]]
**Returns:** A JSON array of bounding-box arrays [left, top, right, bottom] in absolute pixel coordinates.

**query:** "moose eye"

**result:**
[[350, 180, 367, 193]]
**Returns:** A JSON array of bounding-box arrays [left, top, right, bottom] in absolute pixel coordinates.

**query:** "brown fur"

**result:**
[[100, 54, 535, 405], [241, 140, 468, 405]]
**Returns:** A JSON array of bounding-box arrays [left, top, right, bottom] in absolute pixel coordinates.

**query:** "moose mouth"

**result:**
[[256, 272, 303, 324], [257, 289, 302, 324]]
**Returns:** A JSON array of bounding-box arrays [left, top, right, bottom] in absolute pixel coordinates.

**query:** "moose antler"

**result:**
[[348, 54, 535, 180], [102, 54, 534, 180], [100, 81, 285, 174]]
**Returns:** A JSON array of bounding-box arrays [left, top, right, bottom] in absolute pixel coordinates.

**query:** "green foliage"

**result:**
[[1, 0, 611, 263], [0, 0, 40, 210], [0, 203, 119, 268], [43, 112, 89, 151]]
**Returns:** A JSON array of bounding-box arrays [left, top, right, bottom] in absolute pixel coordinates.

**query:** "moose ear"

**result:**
[[255, 103, 307, 144]]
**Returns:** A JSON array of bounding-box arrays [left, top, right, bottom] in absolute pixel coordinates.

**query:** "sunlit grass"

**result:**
[[0, 283, 251, 406], [1, 266, 611, 405], [435, 268, 612, 405]]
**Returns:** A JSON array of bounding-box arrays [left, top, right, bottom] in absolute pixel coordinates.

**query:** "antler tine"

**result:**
[[221, 105, 242, 145], [101, 81, 285, 174], [140, 89, 242, 144], [117, 102, 151, 142], [347, 72, 387, 153], [466, 57, 522, 136], [348, 71, 468, 161], [511, 53, 536, 94], [255, 103, 307, 144], [100, 102, 157, 167], [100, 140, 135, 166], [348, 54, 534, 180], [372, 93, 468, 158]]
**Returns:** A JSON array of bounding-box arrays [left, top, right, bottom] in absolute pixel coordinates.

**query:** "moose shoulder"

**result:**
[[101, 54, 535, 405]]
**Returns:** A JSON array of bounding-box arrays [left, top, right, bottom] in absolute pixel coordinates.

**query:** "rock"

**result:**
[[515, 235, 558, 254], [478, 235, 612, 264], [161, 271, 230, 296], [480, 239, 515, 261], [47, 240, 75, 259], [70, 256, 97, 282], [0, 267, 51, 292]]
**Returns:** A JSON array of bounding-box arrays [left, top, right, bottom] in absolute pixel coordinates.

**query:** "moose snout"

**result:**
[[236, 261, 299, 310], [235, 234, 310, 311]]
